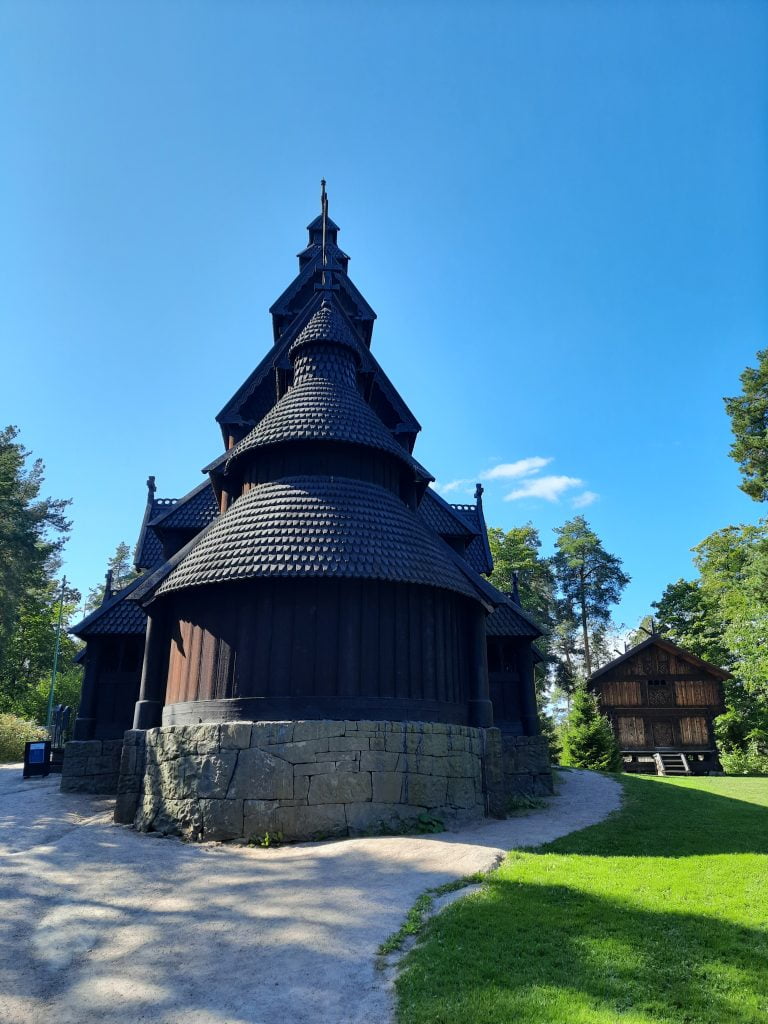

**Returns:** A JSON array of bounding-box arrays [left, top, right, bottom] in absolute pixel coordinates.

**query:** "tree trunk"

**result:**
[[580, 567, 591, 676]]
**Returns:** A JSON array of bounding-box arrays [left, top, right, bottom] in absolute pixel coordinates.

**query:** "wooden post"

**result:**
[[519, 644, 540, 736], [132, 613, 167, 730], [72, 644, 100, 740], [468, 613, 494, 728]]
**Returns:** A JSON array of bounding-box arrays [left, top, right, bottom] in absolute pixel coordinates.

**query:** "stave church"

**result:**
[[65, 188, 552, 841]]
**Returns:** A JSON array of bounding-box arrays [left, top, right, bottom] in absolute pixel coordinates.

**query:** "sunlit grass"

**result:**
[[396, 775, 768, 1024]]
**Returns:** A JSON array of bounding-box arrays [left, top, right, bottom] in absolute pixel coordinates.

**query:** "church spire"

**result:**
[[315, 179, 339, 296]]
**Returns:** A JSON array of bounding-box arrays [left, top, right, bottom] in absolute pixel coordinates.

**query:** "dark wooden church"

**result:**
[[71, 189, 543, 746], [588, 635, 729, 775]]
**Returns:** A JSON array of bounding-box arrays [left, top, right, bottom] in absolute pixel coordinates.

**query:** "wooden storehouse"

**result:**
[[70, 192, 544, 742], [588, 636, 730, 775]]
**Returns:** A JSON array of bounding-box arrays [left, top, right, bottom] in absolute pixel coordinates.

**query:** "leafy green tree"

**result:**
[[693, 522, 768, 700], [0, 581, 81, 714], [650, 578, 731, 667], [0, 427, 80, 721], [488, 524, 555, 630], [560, 682, 622, 772], [644, 521, 768, 769], [551, 516, 630, 678], [85, 541, 139, 611], [724, 348, 768, 501], [0, 425, 71, 651], [487, 523, 563, 716]]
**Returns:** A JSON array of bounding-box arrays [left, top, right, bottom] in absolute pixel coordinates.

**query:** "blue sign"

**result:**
[[28, 743, 46, 764]]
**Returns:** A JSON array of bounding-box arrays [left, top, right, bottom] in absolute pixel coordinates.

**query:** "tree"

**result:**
[[560, 682, 621, 772], [693, 522, 768, 700], [0, 579, 82, 714], [85, 541, 139, 611], [645, 521, 768, 769], [487, 524, 556, 630], [0, 425, 71, 651], [0, 427, 81, 722], [551, 517, 630, 678], [724, 348, 768, 501], [650, 578, 731, 668]]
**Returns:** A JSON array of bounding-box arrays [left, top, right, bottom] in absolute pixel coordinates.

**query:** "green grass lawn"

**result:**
[[395, 775, 768, 1024]]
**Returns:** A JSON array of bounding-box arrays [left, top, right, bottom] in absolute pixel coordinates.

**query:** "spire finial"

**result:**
[[474, 482, 484, 503], [511, 571, 521, 606], [103, 568, 114, 604], [315, 179, 339, 296], [321, 179, 328, 282], [146, 475, 156, 500]]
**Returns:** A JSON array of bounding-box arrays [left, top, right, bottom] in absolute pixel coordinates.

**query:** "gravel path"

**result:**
[[0, 764, 621, 1024]]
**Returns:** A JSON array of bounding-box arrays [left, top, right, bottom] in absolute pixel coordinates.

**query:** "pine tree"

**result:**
[[560, 683, 621, 772], [551, 516, 630, 677], [724, 348, 768, 502]]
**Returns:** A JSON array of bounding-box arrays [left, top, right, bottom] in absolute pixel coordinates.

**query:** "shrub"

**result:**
[[560, 683, 622, 772], [0, 713, 46, 763], [719, 738, 768, 776]]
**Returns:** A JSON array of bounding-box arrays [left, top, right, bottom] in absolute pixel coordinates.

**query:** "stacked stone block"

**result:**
[[502, 735, 553, 797], [60, 738, 124, 794], [130, 720, 488, 842]]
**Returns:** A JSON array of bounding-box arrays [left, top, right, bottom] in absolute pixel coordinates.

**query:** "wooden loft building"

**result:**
[[70, 190, 544, 742], [588, 635, 730, 776]]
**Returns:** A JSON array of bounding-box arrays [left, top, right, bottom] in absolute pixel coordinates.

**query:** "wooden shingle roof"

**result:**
[[485, 597, 543, 638], [588, 635, 732, 682], [155, 476, 482, 601], [71, 574, 147, 638]]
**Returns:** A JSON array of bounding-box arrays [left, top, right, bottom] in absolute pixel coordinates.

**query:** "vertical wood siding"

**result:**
[[680, 716, 709, 745], [600, 681, 643, 706], [617, 716, 646, 746], [163, 578, 477, 712], [675, 680, 720, 706]]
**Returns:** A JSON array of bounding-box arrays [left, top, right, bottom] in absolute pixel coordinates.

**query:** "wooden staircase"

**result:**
[[654, 752, 693, 777]]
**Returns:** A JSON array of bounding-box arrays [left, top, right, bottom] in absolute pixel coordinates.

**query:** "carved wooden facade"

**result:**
[[588, 636, 729, 774]]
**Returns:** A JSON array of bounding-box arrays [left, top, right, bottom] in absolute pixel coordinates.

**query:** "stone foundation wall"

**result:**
[[61, 739, 124, 794], [111, 720, 553, 842], [502, 735, 554, 798], [114, 730, 148, 824]]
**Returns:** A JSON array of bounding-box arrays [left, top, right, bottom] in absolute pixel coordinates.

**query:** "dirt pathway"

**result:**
[[0, 764, 621, 1024]]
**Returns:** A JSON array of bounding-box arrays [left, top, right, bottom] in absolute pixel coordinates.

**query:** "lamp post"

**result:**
[[46, 576, 66, 731]]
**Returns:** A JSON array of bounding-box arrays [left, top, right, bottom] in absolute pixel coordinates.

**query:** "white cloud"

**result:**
[[434, 479, 471, 495], [480, 457, 552, 481], [572, 490, 599, 509], [504, 475, 584, 503]]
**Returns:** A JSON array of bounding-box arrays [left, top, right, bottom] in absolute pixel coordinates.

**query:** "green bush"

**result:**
[[719, 739, 768, 776], [560, 683, 622, 772], [0, 713, 46, 763]]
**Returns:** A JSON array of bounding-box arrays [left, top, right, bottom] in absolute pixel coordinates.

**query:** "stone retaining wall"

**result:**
[[61, 739, 123, 794], [112, 720, 553, 842], [503, 735, 554, 797]]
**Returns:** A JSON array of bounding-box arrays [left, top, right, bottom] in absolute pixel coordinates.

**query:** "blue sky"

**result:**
[[1, 1, 767, 627]]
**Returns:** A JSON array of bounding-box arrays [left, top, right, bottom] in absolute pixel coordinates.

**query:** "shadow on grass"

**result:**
[[397, 878, 768, 1024]]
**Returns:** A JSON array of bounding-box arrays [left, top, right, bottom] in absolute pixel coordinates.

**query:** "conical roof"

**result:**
[[156, 476, 477, 599], [287, 300, 361, 361], [226, 379, 427, 473], [226, 302, 431, 480]]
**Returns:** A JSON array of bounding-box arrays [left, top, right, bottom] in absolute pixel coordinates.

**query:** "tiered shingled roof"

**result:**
[[134, 479, 219, 570], [72, 574, 147, 638], [485, 597, 543, 638], [156, 476, 480, 600], [448, 499, 494, 575], [216, 205, 420, 447], [225, 304, 431, 481], [418, 488, 475, 539]]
